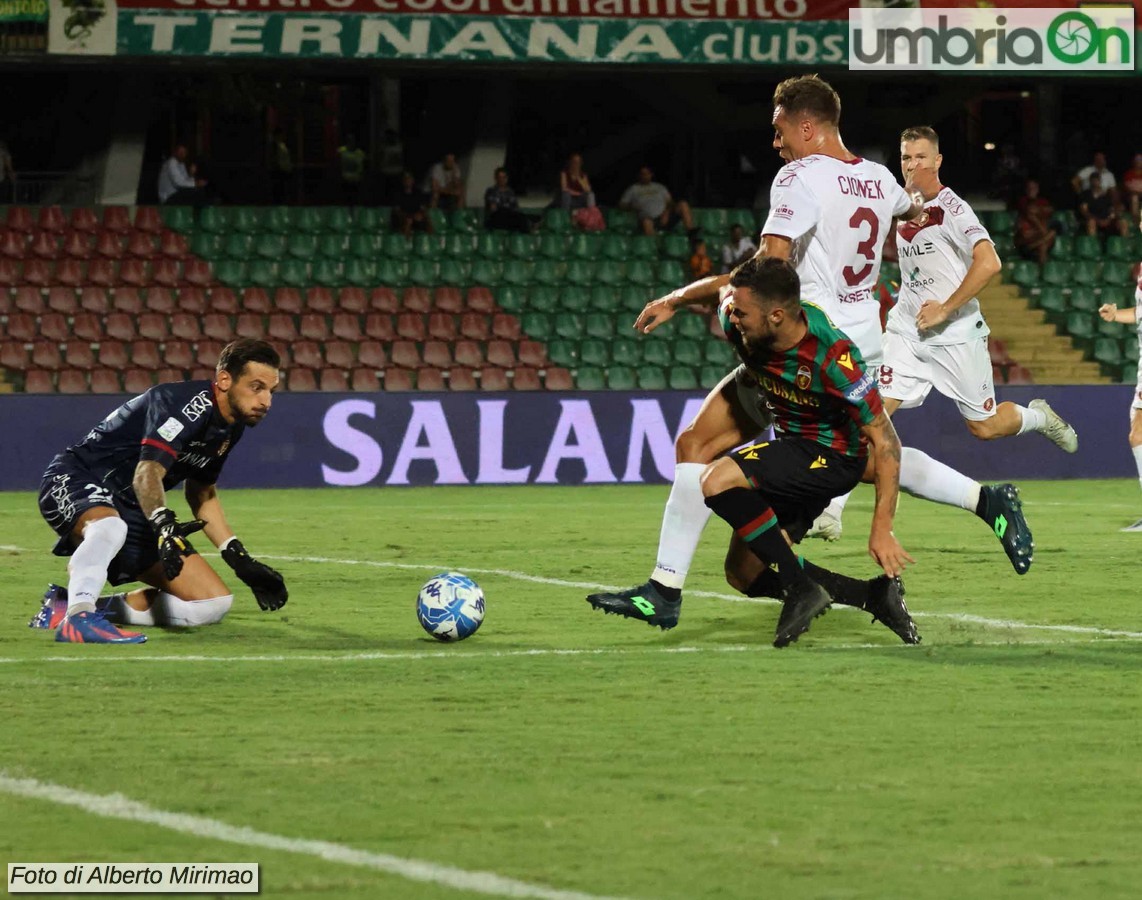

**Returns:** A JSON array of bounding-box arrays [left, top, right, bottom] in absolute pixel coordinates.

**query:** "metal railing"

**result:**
[[10, 172, 98, 206]]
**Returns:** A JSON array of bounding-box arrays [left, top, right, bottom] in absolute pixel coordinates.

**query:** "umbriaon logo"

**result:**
[[849, 7, 1134, 72]]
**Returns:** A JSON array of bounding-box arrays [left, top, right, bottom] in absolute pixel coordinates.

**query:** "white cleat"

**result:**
[[1030, 399, 1078, 453], [1120, 519, 1142, 533], [805, 510, 843, 542]]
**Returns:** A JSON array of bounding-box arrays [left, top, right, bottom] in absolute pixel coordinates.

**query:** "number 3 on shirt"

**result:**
[[842, 206, 879, 287]]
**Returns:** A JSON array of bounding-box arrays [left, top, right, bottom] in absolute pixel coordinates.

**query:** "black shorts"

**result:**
[[37, 455, 192, 586], [728, 437, 866, 543]]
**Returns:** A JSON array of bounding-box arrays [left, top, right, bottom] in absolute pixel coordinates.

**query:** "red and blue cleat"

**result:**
[[28, 584, 69, 630], [55, 610, 146, 645]]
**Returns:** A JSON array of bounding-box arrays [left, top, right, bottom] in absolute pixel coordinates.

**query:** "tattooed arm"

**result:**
[[860, 411, 915, 578], [132, 460, 170, 517]]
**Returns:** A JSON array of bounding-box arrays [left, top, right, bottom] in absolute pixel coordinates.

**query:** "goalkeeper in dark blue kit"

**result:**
[[30, 339, 289, 644]]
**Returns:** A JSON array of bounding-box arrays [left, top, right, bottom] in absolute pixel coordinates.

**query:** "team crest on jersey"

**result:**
[[984, 398, 994, 412], [795, 364, 812, 390]]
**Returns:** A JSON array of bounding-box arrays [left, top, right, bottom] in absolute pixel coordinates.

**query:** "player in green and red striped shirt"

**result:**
[[700, 257, 914, 647]]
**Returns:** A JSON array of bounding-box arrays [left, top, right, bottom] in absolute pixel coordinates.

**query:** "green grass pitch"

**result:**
[[1, 481, 1141, 899]]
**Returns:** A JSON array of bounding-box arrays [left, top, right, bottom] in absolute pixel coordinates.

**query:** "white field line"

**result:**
[[6, 545, 1142, 641], [0, 775, 630, 900]]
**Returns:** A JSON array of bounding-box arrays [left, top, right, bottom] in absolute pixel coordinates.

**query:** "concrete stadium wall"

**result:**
[[0, 385, 1134, 491]]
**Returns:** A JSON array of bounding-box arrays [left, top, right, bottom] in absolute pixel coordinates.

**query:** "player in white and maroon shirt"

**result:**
[[883, 125, 1078, 454]]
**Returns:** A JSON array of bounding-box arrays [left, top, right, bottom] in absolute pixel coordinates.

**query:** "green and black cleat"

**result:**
[[866, 575, 920, 645], [979, 483, 1034, 575], [586, 581, 681, 630], [773, 578, 833, 648]]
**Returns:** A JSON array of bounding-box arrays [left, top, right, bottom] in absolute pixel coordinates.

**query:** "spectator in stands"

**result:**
[[158, 144, 208, 207], [0, 139, 13, 204], [337, 135, 366, 204], [1014, 195, 1057, 265], [484, 167, 533, 233], [1122, 152, 1142, 223], [268, 128, 293, 204], [689, 238, 713, 279], [720, 222, 757, 273], [560, 152, 596, 211], [619, 165, 696, 237], [1077, 172, 1130, 239], [427, 152, 464, 211], [391, 170, 433, 238], [1072, 151, 1117, 198]]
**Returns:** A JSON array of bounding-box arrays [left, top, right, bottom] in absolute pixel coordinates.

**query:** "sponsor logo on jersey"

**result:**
[[899, 240, 935, 258], [837, 352, 857, 373], [964, 224, 986, 237], [157, 417, 184, 441], [795, 364, 812, 390], [844, 371, 877, 403], [757, 373, 820, 408], [772, 203, 795, 220], [181, 390, 213, 422], [809, 455, 829, 470]]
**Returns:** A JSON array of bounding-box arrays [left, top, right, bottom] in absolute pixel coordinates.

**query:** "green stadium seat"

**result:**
[[592, 260, 622, 286], [1069, 285, 1099, 312], [312, 258, 345, 286], [1041, 260, 1072, 287], [668, 368, 699, 390], [610, 335, 644, 367], [247, 259, 278, 287], [529, 285, 560, 312], [578, 366, 607, 390], [546, 339, 578, 367], [408, 258, 437, 286], [264, 207, 292, 234], [1037, 286, 1066, 324], [381, 233, 410, 259], [730, 209, 755, 231], [642, 341, 672, 367], [1093, 337, 1125, 370], [704, 340, 738, 367], [161, 206, 195, 232], [559, 285, 591, 312], [190, 232, 223, 258], [294, 208, 325, 233], [605, 366, 636, 390], [470, 259, 503, 286], [254, 233, 286, 260], [212, 258, 247, 285], [520, 312, 553, 339], [222, 233, 253, 260], [584, 313, 615, 339], [638, 366, 668, 390], [1073, 235, 1101, 260], [694, 208, 728, 234], [345, 257, 378, 287], [229, 207, 263, 234], [280, 258, 309, 287], [1011, 260, 1040, 288], [1064, 311, 1095, 352], [567, 233, 599, 260], [532, 259, 564, 286], [543, 209, 572, 233], [677, 314, 709, 339], [984, 209, 1015, 234], [354, 207, 388, 231], [318, 233, 347, 257], [448, 209, 479, 233], [1072, 260, 1101, 287], [475, 232, 505, 257], [579, 339, 610, 367], [1101, 262, 1135, 288], [507, 233, 539, 259], [287, 233, 318, 260], [629, 235, 659, 260], [605, 208, 637, 234], [1049, 235, 1074, 260], [672, 341, 703, 367], [326, 208, 354, 233], [565, 260, 595, 287], [992, 233, 1016, 259], [617, 285, 650, 313], [502, 261, 534, 287], [437, 259, 469, 285], [662, 234, 690, 261], [412, 233, 443, 258], [554, 313, 584, 339], [538, 234, 566, 258], [444, 234, 475, 258], [601, 233, 631, 261], [1121, 361, 1139, 384], [349, 233, 380, 258], [626, 260, 656, 287], [375, 257, 408, 286], [1096, 315, 1123, 339], [700, 364, 726, 389], [496, 286, 526, 312], [656, 260, 687, 284]]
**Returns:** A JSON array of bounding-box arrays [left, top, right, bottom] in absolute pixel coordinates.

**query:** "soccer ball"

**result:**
[[416, 572, 485, 642]]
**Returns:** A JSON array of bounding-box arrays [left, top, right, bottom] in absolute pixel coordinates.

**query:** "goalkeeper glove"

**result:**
[[149, 507, 206, 581], [222, 538, 288, 611]]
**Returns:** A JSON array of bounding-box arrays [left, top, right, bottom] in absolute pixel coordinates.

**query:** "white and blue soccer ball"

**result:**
[[416, 572, 485, 642]]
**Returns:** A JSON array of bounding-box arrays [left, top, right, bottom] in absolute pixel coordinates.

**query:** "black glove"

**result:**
[[149, 508, 206, 581], [222, 538, 288, 611]]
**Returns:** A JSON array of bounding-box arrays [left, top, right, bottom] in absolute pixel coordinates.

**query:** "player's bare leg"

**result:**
[[964, 400, 1077, 452], [1121, 409, 1142, 531], [99, 556, 234, 628], [586, 369, 762, 629]]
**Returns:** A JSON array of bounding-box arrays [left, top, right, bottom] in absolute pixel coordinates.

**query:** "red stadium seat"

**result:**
[[486, 340, 516, 368], [335, 286, 365, 313], [402, 286, 432, 313], [417, 368, 446, 391], [422, 340, 452, 369], [72, 313, 104, 342], [242, 287, 272, 314], [13, 285, 45, 313], [47, 286, 79, 313], [80, 286, 110, 313], [127, 231, 159, 259], [21, 259, 52, 286], [363, 314, 394, 341], [129, 341, 163, 370], [267, 314, 299, 342], [466, 286, 496, 313], [427, 312, 457, 341], [5, 207, 34, 232], [30, 230, 59, 259], [151, 259, 181, 287], [330, 313, 362, 342], [307, 286, 336, 313], [160, 229, 190, 259], [31, 342, 63, 370], [459, 312, 490, 340], [350, 368, 380, 391], [491, 313, 520, 340], [6, 312, 37, 341], [70, 208, 101, 233], [24, 370, 57, 392], [287, 368, 318, 392], [292, 342, 323, 369], [453, 340, 484, 368], [170, 313, 202, 342], [105, 313, 137, 342], [318, 369, 350, 392], [235, 314, 264, 339], [123, 369, 154, 393], [0, 290, 10, 315], [518, 340, 547, 367], [39, 313, 69, 342], [190, 367, 215, 381], [134, 207, 164, 233], [97, 341, 129, 369], [395, 312, 426, 341], [0, 342, 30, 370], [86, 258, 118, 287], [357, 341, 386, 369], [54, 258, 85, 288], [0, 228, 26, 258], [37, 206, 67, 233], [178, 286, 208, 315], [320, 341, 352, 369], [62, 231, 94, 259], [111, 286, 143, 313], [298, 314, 330, 341], [544, 367, 573, 390], [137, 313, 169, 342], [57, 370, 88, 394], [0, 258, 19, 286], [449, 368, 478, 391], [512, 367, 541, 391], [273, 287, 303, 314], [156, 368, 185, 384], [479, 367, 509, 391], [389, 340, 421, 369], [369, 287, 399, 313], [90, 370, 122, 393], [209, 286, 238, 314], [163, 341, 195, 370], [433, 286, 464, 313], [102, 206, 133, 234], [183, 258, 213, 287], [144, 287, 176, 313], [202, 314, 234, 342], [383, 368, 414, 392], [95, 231, 124, 259]]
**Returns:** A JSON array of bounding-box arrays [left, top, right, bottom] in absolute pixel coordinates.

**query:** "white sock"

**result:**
[[1133, 445, 1142, 492], [900, 447, 981, 512], [823, 492, 852, 520], [65, 517, 128, 616], [1015, 404, 1047, 435], [153, 592, 234, 627], [99, 592, 156, 627], [650, 463, 712, 590]]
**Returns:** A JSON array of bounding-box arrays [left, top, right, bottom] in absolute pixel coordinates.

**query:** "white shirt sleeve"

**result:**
[[166, 159, 195, 190], [889, 179, 913, 217], [940, 189, 992, 256], [762, 166, 820, 240]]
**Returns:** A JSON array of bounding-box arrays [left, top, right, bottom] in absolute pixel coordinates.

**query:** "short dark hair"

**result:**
[[900, 125, 940, 148], [495, 166, 507, 177], [217, 339, 280, 378], [773, 74, 841, 128], [729, 257, 801, 311]]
